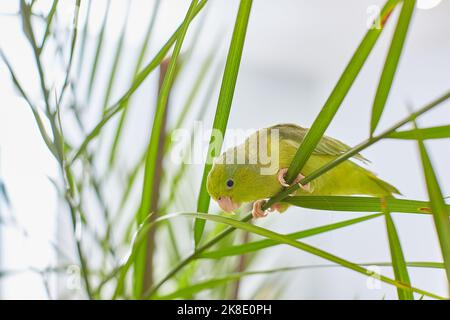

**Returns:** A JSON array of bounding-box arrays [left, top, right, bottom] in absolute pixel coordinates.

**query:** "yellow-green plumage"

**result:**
[[207, 123, 400, 213]]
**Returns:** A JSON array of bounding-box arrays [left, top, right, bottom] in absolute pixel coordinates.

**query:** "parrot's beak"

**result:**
[[216, 196, 240, 213]]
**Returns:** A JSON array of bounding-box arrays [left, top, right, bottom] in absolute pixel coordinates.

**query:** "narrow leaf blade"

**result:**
[[285, 196, 449, 215], [133, 0, 201, 298], [416, 128, 450, 284], [87, 0, 111, 100], [370, 0, 416, 134], [198, 213, 382, 259], [194, 0, 253, 246], [387, 125, 450, 140], [384, 210, 414, 300], [285, 0, 401, 183]]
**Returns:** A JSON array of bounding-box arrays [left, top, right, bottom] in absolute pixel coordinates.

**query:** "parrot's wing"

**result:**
[[314, 134, 369, 163], [268, 123, 369, 163]]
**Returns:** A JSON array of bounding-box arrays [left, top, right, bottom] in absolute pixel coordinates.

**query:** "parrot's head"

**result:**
[[207, 162, 248, 213], [207, 150, 279, 213]]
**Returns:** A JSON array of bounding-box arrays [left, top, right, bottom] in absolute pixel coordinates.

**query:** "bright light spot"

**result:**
[[417, 0, 442, 10]]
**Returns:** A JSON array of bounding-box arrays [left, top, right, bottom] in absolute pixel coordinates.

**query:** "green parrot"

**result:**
[[207, 123, 400, 218]]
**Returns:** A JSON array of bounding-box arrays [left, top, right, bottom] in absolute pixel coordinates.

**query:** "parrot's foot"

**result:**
[[252, 200, 285, 219], [277, 168, 311, 192], [252, 200, 269, 219]]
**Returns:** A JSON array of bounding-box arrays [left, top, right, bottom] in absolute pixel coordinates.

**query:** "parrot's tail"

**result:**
[[366, 172, 401, 197], [345, 161, 401, 197], [303, 157, 402, 197]]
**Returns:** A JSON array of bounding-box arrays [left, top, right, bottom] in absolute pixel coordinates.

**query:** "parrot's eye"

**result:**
[[226, 179, 234, 188]]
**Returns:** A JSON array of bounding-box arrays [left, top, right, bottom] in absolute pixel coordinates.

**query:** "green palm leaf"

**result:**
[[194, 0, 253, 246], [384, 210, 413, 299], [284, 196, 449, 215], [388, 125, 450, 140], [416, 125, 450, 284], [370, 0, 416, 134]]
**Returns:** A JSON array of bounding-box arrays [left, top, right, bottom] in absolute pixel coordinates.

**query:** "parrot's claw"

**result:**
[[277, 168, 311, 193], [269, 203, 284, 212], [277, 168, 291, 187], [252, 200, 270, 219], [252, 200, 285, 219]]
